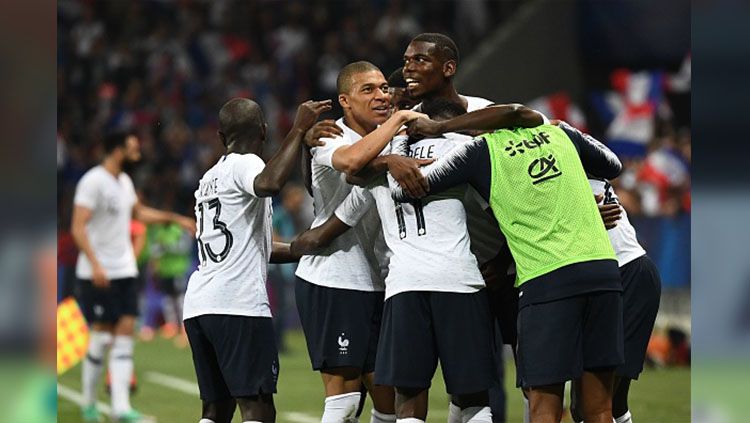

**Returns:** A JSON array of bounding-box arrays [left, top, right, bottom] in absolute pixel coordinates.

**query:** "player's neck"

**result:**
[[101, 156, 122, 177], [423, 87, 463, 108], [342, 114, 376, 137], [226, 141, 261, 156]]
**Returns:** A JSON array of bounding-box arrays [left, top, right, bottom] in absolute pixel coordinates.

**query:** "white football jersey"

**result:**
[[415, 95, 506, 265], [73, 165, 138, 280], [589, 179, 647, 267], [335, 134, 485, 300], [295, 118, 385, 292], [183, 153, 273, 320]]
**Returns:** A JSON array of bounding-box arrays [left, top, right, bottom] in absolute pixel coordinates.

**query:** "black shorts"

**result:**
[[295, 277, 384, 372], [78, 277, 139, 324], [184, 315, 278, 401], [618, 255, 662, 379], [375, 290, 496, 395], [487, 272, 519, 347], [516, 291, 624, 388]]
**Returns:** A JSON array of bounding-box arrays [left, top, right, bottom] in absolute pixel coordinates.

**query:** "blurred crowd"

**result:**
[[57, 0, 690, 345]]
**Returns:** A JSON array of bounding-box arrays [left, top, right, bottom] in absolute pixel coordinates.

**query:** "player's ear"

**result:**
[[260, 123, 268, 141], [338, 93, 348, 110], [443, 60, 457, 78], [217, 130, 227, 147]]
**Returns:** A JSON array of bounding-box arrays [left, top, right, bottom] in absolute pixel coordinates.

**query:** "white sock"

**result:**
[[448, 401, 461, 423], [82, 330, 112, 406], [615, 410, 632, 423], [109, 335, 135, 415], [322, 392, 361, 423], [522, 395, 530, 423], [396, 419, 424, 423], [199, 420, 215, 423], [371, 408, 397, 423], [461, 406, 492, 423]]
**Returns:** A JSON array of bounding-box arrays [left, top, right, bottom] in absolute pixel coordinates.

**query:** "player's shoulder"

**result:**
[[461, 95, 494, 112], [77, 165, 107, 187]]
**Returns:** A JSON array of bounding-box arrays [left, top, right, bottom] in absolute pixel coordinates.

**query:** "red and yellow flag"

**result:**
[[57, 297, 89, 375]]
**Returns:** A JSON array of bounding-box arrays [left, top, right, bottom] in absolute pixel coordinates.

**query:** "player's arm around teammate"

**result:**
[[253, 100, 334, 196]]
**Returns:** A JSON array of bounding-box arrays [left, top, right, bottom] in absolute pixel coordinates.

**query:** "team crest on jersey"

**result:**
[[528, 154, 562, 185], [338, 333, 349, 355]]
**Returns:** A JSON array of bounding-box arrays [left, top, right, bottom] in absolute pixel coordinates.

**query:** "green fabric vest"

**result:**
[[152, 224, 191, 278], [484, 124, 615, 286]]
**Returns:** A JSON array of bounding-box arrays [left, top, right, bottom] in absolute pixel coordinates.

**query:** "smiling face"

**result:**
[[339, 69, 391, 131], [402, 40, 455, 99]]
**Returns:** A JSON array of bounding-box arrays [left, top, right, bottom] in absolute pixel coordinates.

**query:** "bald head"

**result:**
[[337, 61, 382, 94], [218, 98, 265, 146]]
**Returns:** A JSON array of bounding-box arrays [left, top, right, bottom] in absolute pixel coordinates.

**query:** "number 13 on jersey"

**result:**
[[196, 198, 234, 266]]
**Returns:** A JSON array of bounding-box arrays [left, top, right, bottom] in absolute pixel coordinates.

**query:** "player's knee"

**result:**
[[237, 395, 275, 422], [325, 366, 362, 381], [114, 315, 136, 336], [202, 398, 236, 423]]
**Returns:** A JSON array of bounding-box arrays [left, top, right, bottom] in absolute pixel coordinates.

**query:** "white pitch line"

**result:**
[[282, 411, 321, 423], [144, 371, 320, 423], [145, 371, 200, 396], [57, 384, 112, 415]]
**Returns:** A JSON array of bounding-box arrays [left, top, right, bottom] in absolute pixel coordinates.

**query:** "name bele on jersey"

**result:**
[[589, 178, 647, 267], [73, 165, 138, 280], [335, 133, 486, 300], [295, 117, 386, 292], [182, 153, 273, 320]]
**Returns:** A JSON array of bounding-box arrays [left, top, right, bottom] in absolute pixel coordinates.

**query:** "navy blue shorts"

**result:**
[[516, 291, 624, 388], [295, 277, 384, 372], [618, 255, 661, 379], [487, 272, 519, 347], [77, 277, 139, 324], [184, 315, 278, 401], [375, 290, 497, 395]]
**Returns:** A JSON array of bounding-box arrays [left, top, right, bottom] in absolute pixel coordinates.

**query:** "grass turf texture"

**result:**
[[58, 330, 690, 422]]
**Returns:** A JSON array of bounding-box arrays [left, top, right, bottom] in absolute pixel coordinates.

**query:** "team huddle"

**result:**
[[73, 33, 661, 423]]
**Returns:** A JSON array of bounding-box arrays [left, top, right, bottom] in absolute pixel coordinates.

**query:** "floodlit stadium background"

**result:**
[[54, 1, 692, 422]]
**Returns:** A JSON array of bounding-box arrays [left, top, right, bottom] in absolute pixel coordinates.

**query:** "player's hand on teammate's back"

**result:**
[[389, 155, 433, 198], [92, 262, 110, 288], [595, 193, 622, 230], [406, 117, 445, 139], [294, 100, 334, 142], [304, 119, 343, 147]]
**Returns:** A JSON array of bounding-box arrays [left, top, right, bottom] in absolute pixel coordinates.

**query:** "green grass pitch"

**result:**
[[58, 330, 690, 422]]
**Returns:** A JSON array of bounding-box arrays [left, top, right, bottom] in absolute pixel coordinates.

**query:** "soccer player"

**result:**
[[181, 97, 331, 423], [397, 110, 625, 423], [71, 132, 195, 422], [569, 180, 662, 423], [295, 60, 428, 423], [402, 32, 523, 422], [403, 33, 494, 113], [291, 100, 544, 422]]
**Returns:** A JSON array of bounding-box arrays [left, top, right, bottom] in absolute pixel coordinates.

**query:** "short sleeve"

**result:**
[[73, 173, 99, 210], [311, 136, 350, 168], [334, 186, 375, 227], [233, 154, 267, 197]]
